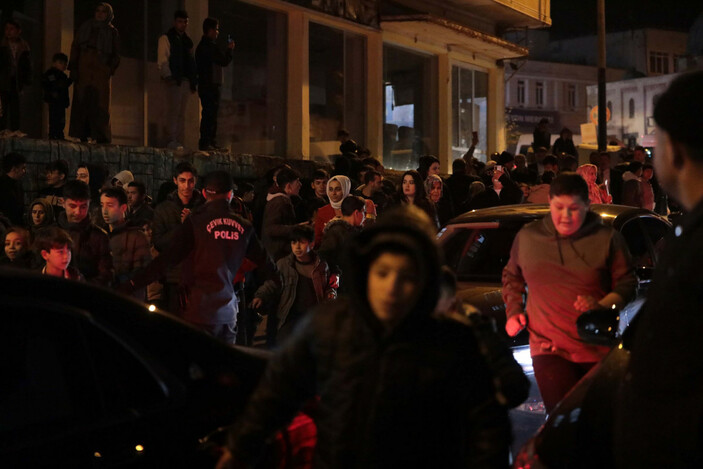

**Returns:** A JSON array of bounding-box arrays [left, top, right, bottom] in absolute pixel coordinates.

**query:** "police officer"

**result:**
[[125, 171, 277, 344]]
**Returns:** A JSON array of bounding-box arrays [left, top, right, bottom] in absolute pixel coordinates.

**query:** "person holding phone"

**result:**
[[195, 17, 234, 151]]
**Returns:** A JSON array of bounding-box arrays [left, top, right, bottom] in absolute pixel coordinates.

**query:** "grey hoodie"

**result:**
[[502, 211, 637, 362]]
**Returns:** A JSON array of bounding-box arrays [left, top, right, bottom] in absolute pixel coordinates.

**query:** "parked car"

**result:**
[[0, 270, 313, 468], [437, 204, 671, 451]]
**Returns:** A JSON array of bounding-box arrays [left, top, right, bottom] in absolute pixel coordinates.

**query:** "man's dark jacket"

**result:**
[[152, 189, 204, 284], [615, 200, 703, 468], [166, 28, 197, 87], [0, 173, 24, 225], [261, 193, 297, 261], [57, 211, 113, 285], [131, 198, 277, 326], [127, 201, 154, 226], [195, 36, 232, 87], [227, 220, 517, 469]]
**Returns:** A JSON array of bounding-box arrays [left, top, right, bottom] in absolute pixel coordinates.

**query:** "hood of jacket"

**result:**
[[345, 206, 442, 337]]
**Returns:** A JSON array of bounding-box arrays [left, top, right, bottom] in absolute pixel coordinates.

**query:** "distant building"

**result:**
[[504, 60, 625, 149], [527, 28, 688, 77]]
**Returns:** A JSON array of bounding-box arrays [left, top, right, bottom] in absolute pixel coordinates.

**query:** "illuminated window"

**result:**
[[649, 51, 669, 74], [517, 80, 525, 106], [567, 84, 576, 109], [535, 82, 544, 108]]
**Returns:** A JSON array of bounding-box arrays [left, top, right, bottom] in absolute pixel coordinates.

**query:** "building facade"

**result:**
[[504, 60, 625, 147], [6, 0, 550, 172]]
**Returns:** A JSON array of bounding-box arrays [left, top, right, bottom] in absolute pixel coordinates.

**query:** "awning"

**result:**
[[381, 15, 529, 60]]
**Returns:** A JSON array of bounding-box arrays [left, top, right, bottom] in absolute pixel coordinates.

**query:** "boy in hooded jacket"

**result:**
[[219, 205, 520, 469]]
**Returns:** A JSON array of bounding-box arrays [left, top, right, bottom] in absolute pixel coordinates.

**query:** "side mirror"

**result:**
[[576, 307, 621, 347]]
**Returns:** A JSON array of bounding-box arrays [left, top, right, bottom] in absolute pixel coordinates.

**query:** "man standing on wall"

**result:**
[[157, 10, 197, 150], [195, 17, 234, 152]]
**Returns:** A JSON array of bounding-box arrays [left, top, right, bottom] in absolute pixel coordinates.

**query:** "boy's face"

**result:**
[[42, 244, 72, 271], [643, 168, 653, 181], [126, 186, 143, 207], [46, 169, 64, 187], [291, 239, 312, 259], [174, 172, 196, 200], [174, 17, 188, 34], [5, 24, 20, 41], [64, 198, 90, 224], [367, 252, 421, 329], [101, 194, 127, 225], [76, 167, 90, 184], [549, 194, 589, 237], [4, 232, 25, 260], [53, 60, 67, 71], [312, 178, 328, 198], [31, 204, 46, 226]]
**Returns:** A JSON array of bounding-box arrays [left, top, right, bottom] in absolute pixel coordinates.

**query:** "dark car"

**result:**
[[0, 270, 307, 468], [437, 204, 671, 450]]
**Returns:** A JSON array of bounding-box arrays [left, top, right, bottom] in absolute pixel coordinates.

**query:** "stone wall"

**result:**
[[0, 137, 330, 208]]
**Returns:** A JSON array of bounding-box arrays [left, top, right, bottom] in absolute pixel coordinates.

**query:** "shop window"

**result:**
[[383, 45, 436, 170], [210, 0, 288, 156], [452, 65, 488, 162], [309, 23, 366, 161]]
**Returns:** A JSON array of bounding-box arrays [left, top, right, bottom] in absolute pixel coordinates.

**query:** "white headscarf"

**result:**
[[327, 175, 351, 210]]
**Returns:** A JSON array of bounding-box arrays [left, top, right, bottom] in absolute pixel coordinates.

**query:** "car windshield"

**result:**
[[444, 225, 523, 282]]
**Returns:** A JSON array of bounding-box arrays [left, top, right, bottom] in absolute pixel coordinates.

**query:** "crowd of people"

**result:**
[[1, 5, 238, 151]]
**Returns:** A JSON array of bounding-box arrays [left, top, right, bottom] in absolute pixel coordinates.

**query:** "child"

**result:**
[[34, 226, 83, 280], [252, 224, 337, 346], [42, 52, 73, 140], [1, 227, 33, 268]]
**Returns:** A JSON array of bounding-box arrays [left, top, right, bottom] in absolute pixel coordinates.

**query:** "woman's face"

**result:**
[[429, 162, 440, 176], [402, 175, 416, 198], [76, 167, 90, 185], [328, 180, 344, 204], [584, 168, 597, 184], [429, 181, 442, 203], [95, 5, 109, 22], [367, 252, 420, 329], [31, 204, 46, 226]]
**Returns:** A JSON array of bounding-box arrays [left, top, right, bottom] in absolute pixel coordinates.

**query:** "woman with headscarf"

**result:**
[[313, 175, 376, 247], [576, 164, 611, 204], [394, 170, 439, 230], [26, 198, 55, 240], [69, 2, 120, 143], [425, 174, 454, 227]]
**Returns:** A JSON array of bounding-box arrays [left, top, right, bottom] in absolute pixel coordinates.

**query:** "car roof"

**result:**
[[446, 204, 663, 227]]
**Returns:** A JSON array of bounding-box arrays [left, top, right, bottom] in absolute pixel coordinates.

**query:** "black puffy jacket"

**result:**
[[228, 215, 514, 468]]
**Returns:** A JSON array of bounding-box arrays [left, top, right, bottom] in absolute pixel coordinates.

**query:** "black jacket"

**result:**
[[228, 219, 514, 468], [0, 174, 24, 225], [56, 212, 113, 285], [195, 36, 232, 87], [615, 199, 703, 468], [131, 198, 277, 325], [42, 67, 73, 107]]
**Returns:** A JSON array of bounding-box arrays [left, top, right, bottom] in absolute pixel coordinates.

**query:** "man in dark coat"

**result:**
[[195, 17, 234, 151], [152, 162, 204, 315], [0, 152, 26, 225], [219, 206, 521, 469], [261, 167, 301, 262], [126, 171, 277, 345], [56, 180, 113, 285], [615, 71, 703, 468], [157, 9, 197, 149], [0, 19, 31, 131], [445, 158, 479, 216]]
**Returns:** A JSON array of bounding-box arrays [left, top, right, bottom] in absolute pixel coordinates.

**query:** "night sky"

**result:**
[[550, 0, 703, 39]]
